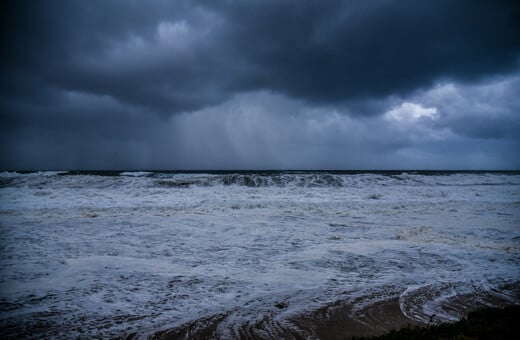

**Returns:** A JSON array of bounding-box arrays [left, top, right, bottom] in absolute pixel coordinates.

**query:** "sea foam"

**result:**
[[0, 171, 519, 338]]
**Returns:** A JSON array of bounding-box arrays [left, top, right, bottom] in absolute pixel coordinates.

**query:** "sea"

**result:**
[[0, 170, 519, 338]]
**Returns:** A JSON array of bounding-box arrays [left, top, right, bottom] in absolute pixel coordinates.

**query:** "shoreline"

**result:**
[[149, 298, 421, 339], [148, 291, 519, 340], [363, 305, 520, 340]]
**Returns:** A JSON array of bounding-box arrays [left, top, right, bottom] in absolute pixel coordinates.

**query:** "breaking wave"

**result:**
[[153, 173, 347, 188], [2, 170, 518, 189]]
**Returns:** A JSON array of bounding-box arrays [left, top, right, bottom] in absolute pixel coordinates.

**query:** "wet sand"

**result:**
[[150, 298, 420, 340], [149, 286, 519, 340], [290, 297, 420, 339]]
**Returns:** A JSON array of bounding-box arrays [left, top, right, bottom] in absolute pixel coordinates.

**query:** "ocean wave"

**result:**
[[120, 171, 154, 177], [1, 171, 519, 189]]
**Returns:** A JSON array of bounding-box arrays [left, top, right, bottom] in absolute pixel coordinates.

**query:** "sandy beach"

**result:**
[[150, 297, 416, 339], [150, 293, 519, 339]]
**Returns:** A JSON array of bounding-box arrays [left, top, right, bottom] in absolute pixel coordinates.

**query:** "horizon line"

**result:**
[[3, 169, 520, 173]]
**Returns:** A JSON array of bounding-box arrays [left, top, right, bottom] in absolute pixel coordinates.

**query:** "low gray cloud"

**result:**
[[1, 0, 519, 169], [164, 79, 520, 170]]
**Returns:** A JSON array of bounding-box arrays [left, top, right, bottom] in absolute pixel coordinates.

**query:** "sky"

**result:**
[[1, 0, 519, 170]]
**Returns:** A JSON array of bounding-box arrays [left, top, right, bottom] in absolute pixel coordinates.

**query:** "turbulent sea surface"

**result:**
[[0, 171, 519, 338]]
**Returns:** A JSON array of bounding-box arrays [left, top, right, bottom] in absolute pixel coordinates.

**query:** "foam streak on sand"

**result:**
[[0, 171, 519, 338]]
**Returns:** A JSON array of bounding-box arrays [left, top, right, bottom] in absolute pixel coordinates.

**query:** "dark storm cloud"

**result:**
[[216, 0, 520, 105], [2, 0, 519, 114], [1, 0, 220, 114], [1, 0, 519, 169]]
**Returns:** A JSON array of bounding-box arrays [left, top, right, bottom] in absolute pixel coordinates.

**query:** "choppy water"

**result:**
[[0, 171, 519, 338]]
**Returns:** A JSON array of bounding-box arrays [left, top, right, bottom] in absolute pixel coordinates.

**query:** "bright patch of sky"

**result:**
[[384, 102, 438, 122]]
